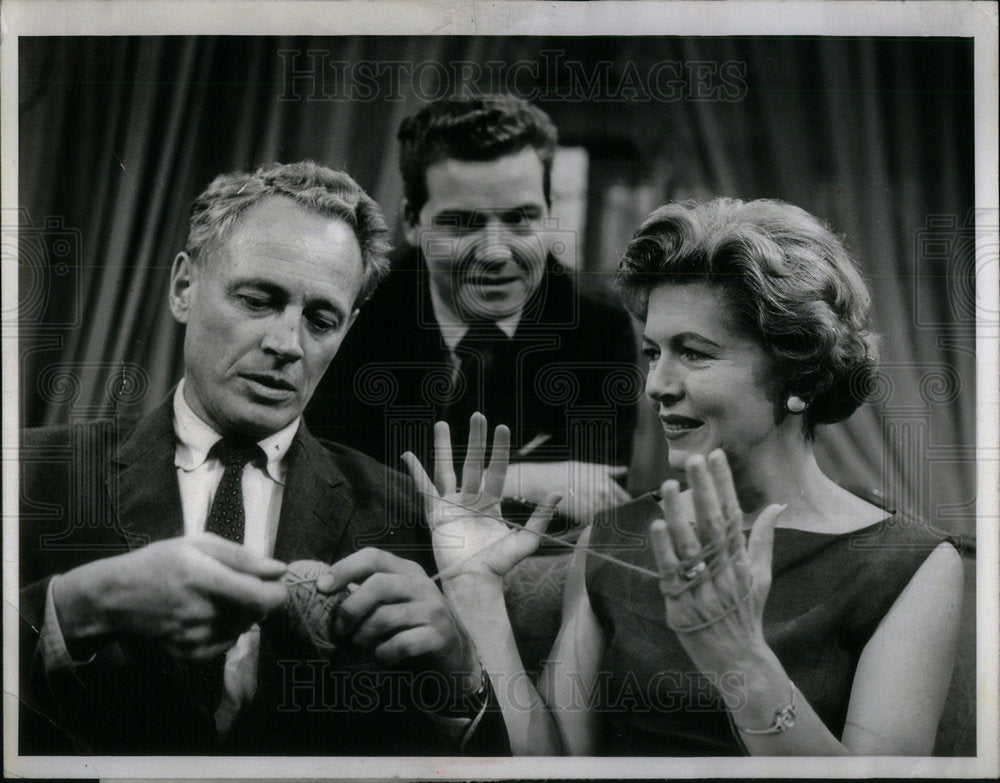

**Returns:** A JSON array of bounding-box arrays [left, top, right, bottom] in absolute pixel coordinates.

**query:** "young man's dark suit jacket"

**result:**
[[19, 394, 510, 756], [306, 247, 640, 473]]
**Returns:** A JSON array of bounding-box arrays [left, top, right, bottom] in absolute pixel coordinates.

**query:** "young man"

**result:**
[[307, 96, 638, 529], [19, 161, 507, 756]]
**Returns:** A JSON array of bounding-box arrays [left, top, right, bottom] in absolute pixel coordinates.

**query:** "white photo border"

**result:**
[[2, 0, 997, 779]]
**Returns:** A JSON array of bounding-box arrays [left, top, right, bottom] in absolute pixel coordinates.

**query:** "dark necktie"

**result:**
[[455, 321, 507, 374], [205, 438, 264, 544], [449, 323, 513, 463], [192, 437, 263, 724]]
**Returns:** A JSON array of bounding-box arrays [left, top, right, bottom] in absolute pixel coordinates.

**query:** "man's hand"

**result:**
[[51, 534, 288, 662], [316, 549, 481, 691], [502, 460, 630, 524]]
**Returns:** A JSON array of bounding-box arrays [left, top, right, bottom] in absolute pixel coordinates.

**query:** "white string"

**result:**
[[415, 490, 665, 582], [280, 497, 750, 648]]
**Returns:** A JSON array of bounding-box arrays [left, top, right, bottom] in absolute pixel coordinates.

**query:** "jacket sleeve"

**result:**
[[17, 423, 216, 755]]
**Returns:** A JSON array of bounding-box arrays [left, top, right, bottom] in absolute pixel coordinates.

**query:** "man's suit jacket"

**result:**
[[306, 248, 640, 473], [19, 395, 509, 755]]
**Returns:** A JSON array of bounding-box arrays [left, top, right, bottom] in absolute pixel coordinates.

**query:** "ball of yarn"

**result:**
[[281, 559, 351, 657]]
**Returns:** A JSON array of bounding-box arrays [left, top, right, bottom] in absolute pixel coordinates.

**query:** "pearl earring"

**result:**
[[786, 395, 808, 414]]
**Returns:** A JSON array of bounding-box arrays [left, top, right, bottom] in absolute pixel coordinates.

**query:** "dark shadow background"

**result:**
[[16, 36, 976, 754]]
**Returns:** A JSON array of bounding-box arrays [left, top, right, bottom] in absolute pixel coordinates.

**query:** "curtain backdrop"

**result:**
[[18, 36, 975, 542]]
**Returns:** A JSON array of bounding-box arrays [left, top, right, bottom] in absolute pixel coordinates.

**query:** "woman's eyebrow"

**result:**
[[643, 331, 723, 348], [671, 331, 722, 348]]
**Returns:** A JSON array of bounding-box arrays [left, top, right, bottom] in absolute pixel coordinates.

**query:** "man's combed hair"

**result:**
[[617, 198, 880, 436], [397, 95, 559, 217], [186, 160, 391, 305]]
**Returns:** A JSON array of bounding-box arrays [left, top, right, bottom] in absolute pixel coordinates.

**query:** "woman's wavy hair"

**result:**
[[617, 198, 879, 437], [185, 160, 391, 306]]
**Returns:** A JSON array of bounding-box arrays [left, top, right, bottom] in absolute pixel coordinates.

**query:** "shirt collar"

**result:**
[[427, 279, 520, 352], [172, 379, 299, 484]]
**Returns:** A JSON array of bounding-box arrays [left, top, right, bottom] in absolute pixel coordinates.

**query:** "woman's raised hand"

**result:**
[[649, 449, 786, 673], [402, 413, 561, 585]]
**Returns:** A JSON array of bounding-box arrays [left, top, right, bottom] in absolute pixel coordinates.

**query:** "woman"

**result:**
[[403, 198, 963, 756]]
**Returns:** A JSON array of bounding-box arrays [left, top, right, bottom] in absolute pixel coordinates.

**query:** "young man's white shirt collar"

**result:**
[[427, 281, 520, 352]]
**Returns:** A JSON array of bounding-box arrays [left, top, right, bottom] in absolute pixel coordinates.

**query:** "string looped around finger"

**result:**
[[657, 525, 746, 598], [666, 574, 757, 634], [414, 490, 758, 636]]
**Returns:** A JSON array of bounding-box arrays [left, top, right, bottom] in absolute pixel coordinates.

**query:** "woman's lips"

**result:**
[[659, 414, 704, 437]]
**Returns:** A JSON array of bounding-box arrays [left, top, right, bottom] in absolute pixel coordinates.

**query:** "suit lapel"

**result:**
[[412, 255, 455, 362], [107, 395, 185, 550], [273, 424, 354, 565], [106, 397, 354, 561]]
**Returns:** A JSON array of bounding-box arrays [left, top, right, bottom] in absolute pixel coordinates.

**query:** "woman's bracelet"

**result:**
[[735, 682, 797, 735]]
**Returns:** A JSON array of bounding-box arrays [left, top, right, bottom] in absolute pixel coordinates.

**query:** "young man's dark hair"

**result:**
[[397, 95, 559, 219]]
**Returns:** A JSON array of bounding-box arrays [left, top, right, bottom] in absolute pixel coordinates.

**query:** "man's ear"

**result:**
[[344, 307, 361, 335], [344, 307, 361, 332], [402, 198, 421, 247], [168, 252, 196, 324]]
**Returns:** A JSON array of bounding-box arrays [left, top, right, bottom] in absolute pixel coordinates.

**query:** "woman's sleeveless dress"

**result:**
[[585, 494, 949, 755]]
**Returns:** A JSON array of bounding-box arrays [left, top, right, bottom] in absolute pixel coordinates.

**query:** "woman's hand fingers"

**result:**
[[432, 421, 457, 497], [658, 478, 683, 523], [706, 450, 740, 520], [401, 451, 439, 521], [460, 413, 488, 495], [667, 516, 702, 564], [482, 424, 510, 499], [706, 449, 745, 556], [649, 461, 782, 643], [523, 491, 561, 537], [504, 491, 561, 564], [649, 518, 683, 596], [686, 455, 727, 548], [747, 503, 786, 592]]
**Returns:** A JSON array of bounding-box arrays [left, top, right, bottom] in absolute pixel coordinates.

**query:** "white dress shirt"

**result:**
[[172, 378, 296, 559], [172, 379, 298, 735]]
